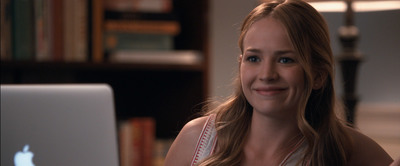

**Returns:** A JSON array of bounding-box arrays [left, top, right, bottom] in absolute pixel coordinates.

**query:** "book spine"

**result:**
[[131, 119, 143, 166], [135, 0, 172, 13], [12, 0, 35, 61], [63, 0, 88, 62], [104, 20, 180, 35], [63, 0, 74, 62], [141, 118, 155, 166], [118, 118, 156, 166], [34, 0, 47, 61], [44, 0, 53, 61], [73, 0, 88, 62], [109, 50, 203, 65], [1, 0, 13, 60], [119, 120, 133, 166], [91, 0, 104, 62], [104, 0, 172, 13], [104, 32, 174, 52], [35, 0, 51, 61], [49, 0, 64, 61]]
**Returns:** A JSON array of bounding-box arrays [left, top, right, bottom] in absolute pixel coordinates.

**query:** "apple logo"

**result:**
[[14, 144, 35, 166]]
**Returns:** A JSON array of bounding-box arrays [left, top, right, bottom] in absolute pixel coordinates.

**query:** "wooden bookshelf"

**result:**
[[0, 0, 209, 139]]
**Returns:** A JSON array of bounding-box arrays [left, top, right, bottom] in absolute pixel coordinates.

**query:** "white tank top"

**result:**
[[190, 114, 309, 166]]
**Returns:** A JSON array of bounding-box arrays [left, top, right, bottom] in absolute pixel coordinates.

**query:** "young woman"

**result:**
[[164, 0, 394, 165]]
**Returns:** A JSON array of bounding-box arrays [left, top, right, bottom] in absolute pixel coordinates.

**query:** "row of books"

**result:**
[[97, 0, 179, 63], [103, 12, 180, 56], [104, 0, 173, 13], [118, 117, 174, 166], [1, 0, 89, 62], [102, 9, 197, 65], [1, 0, 203, 65]]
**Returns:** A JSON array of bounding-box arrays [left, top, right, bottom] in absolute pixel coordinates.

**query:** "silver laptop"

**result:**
[[1, 84, 119, 166]]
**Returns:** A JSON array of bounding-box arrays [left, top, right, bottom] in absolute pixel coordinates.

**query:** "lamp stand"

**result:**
[[337, 0, 363, 126]]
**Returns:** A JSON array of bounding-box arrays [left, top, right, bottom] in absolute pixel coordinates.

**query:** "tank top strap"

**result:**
[[190, 114, 218, 165], [280, 137, 310, 166]]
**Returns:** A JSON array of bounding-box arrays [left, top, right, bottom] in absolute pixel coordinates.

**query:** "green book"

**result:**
[[12, 0, 35, 61]]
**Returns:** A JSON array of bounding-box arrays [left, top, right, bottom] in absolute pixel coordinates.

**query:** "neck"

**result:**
[[243, 110, 303, 164]]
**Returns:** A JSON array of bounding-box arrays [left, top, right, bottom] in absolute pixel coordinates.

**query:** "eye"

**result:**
[[279, 57, 294, 64], [246, 56, 261, 63]]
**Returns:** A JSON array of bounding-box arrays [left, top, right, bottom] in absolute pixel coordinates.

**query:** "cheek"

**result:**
[[240, 66, 253, 103], [240, 65, 252, 86], [288, 67, 306, 88], [240, 65, 252, 94]]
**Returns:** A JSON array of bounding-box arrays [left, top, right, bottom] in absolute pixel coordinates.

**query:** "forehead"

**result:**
[[243, 17, 293, 51]]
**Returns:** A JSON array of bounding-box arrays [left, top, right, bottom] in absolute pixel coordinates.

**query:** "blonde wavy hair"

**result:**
[[199, 0, 353, 165]]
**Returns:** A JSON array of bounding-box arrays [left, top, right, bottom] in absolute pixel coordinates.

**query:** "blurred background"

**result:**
[[1, 0, 399, 164]]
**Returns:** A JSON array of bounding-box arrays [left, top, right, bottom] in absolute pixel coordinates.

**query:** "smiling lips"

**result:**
[[254, 87, 288, 96]]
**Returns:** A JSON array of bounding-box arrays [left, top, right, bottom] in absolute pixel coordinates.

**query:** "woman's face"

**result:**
[[240, 17, 305, 118]]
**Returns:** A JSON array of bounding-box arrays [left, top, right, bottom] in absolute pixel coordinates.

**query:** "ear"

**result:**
[[239, 54, 243, 63], [313, 73, 327, 90]]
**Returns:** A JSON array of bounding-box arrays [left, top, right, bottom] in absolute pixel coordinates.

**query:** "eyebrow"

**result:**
[[275, 50, 295, 56], [244, 48, 261, 54], [244, 48, 295, 56]]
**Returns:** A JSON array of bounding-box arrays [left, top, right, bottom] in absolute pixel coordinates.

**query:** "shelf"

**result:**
[[1, 0, 209, 139], [0, 61, 204, 72]]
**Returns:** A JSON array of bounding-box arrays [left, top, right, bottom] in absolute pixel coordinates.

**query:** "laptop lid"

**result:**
[[1, 84, 119, 166]]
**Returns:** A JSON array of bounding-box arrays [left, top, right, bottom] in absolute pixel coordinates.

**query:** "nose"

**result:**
[[259, 61, 279, 82]]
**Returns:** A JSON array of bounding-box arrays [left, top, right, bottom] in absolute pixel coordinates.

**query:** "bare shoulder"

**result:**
[[164, 116, 209, 166], [345, 126, 393, 166], [391, 156, 400, 166]]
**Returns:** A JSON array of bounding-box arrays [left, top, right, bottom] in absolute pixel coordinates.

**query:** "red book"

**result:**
[[49, 0, 64, 61], [131, 117, 155, 166], [119, 117, 156, 166], [141, 118, 155, 166], [130, 119, 143, 166]]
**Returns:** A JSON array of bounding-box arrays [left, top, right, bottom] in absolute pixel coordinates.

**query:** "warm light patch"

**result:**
[[309, 1, 400, 12]]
